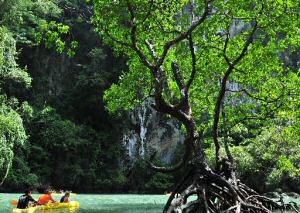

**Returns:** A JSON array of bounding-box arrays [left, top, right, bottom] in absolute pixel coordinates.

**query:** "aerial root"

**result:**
[[165, 169, 299, 213]]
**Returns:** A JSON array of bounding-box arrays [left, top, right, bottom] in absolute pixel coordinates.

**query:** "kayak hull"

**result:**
[[12, 206, 38, 213], [41, 201, 80, 210], [12, 201, 80, 212]]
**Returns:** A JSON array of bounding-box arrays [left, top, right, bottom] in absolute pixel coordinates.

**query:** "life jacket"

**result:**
[[17, 195, 28, 209], [38, 194, 52, 205], [17, 194, 36, 209]]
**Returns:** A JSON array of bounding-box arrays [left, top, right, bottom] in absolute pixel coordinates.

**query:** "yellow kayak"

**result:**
[[41, 201, 80, 210], [12, 206, 38, 213], [12, 201, 80, 212]]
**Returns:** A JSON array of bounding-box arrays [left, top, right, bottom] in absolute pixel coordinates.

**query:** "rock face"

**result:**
[[122, 99, 184, 164]]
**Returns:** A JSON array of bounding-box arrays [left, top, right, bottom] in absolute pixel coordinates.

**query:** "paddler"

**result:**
[[17, 189, 38, 209], [37, 189, 56, 205], [60, 191, 71, 203]]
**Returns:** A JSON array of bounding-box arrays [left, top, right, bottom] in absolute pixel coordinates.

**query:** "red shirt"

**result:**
[[38, 194, 54, 205]]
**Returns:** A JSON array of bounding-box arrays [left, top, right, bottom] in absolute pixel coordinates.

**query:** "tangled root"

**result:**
[[164, 168, 299, 213]]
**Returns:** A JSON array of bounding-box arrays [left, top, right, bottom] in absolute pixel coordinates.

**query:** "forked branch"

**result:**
[[213, 21, 258, 171]]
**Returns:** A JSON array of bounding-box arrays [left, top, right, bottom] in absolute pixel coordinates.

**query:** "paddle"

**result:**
[[10, 200, 18, 206]]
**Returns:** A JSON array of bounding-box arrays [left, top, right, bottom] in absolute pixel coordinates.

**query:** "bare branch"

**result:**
[[232, 21, 258, 66], [140, 0, 154, 24], [148, 160, 186, 173], [156, 0, 212, 69], [171, 62, 186, 95], [125, 0, 154, 69], [242, 88, 284, 103], [229, 102, 284, 130], [221, 101, 234, 165], [145, 39, 158, 62], [212, 20, 258, 171], [144, 48, 192, 123], [0, 160, 12, 186], [163, 169, 194, 213], [187, 34, 197, 90], [153, 18, 181, 35], [103, 28, 131, 47], [226, 87, 285, 104], [223, 31, 231, 66]]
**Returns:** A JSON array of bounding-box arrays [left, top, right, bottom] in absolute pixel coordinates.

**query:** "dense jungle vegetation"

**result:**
[[0, 0, 299, 202]]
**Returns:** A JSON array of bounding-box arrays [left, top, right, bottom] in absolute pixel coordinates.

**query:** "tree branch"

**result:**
[[145, 39, 158, 61], [140, 0, 154, 24], [212, 21, 258, 171], [223, 30, 231, 66], [232, 21, 258, 66], [103, 28, 131, 47], [221, 100, 234, 164], [125, 0, 154, 69], [226, 87, 285, 104], [122, 0, 205, 161], [163, 168, 194, 213], [187, 34, 197, 90], [171, 62, 186, 96], [156, 0, 212, 69]]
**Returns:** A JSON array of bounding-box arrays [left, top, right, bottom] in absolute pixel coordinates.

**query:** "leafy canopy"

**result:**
[[94, 1, 299, 180], [0, 21, 31, 185], [94, 0, 299, 131]]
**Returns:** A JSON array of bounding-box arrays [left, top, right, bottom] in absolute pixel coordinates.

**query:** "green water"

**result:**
[[1, 193, 299, 213], [0, 193, 167, 213]]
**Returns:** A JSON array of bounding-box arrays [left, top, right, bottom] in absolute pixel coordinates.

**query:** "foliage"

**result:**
[[0, 96, 27, 185], [95, 0, 300, 132], [5, 148, 39, 191], [1, 0, 128, 192], [0, 0, 62, 45], [242, 124, 300, 190], [104, 63, 151, 113], [0, 26, 31, 185], [125, 159, 173, 193], [35, 20, 79, 56], [1, 0, 300, 195], [93, 0, 300, 194], [205, 122, 300, 192], [26, 107, 101, 190], [0, 27, 31, 88], [145, 172, 173, 193], [0, 0, 77, 55]]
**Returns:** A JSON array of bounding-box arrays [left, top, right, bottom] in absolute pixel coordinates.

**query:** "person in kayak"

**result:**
[[38, 190, 55, 205], [17, 189, 38, 209], [60, 192, 71, 203]]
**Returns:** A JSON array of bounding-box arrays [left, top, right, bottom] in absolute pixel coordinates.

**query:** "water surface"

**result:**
[[0, 193, 166, 213], [1, 193, 299, 213]]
